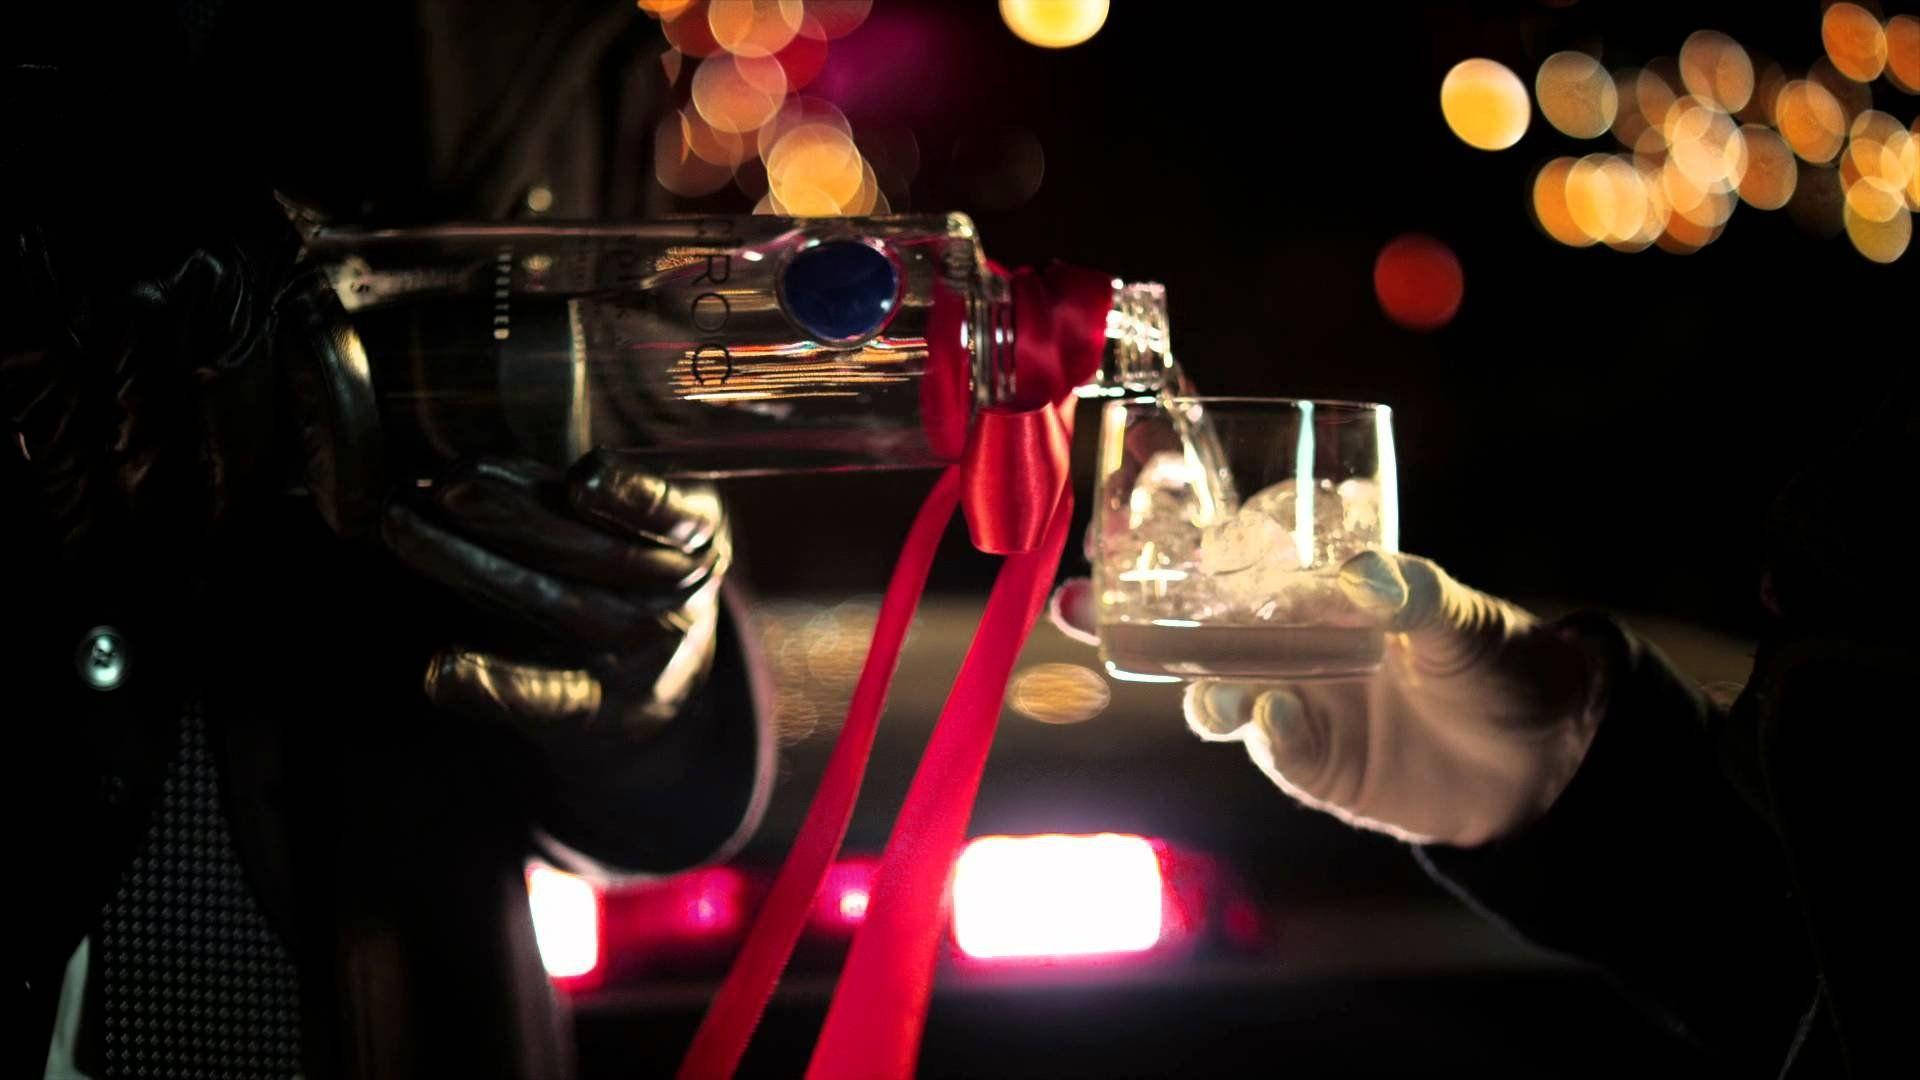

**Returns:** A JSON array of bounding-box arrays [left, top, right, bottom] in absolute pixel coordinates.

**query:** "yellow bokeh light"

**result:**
[[679, 108, 753, 167], [1846, 110, 1918, 196], [1663, 96, 1746, 191], [708, 0, 803, 58], [1774, 79, 1846, 163], [1612, 67, 1676, 152], [1536, 51, 1618, 139], [637, 0, 693, 19], [766, 122, 857, 183], [999, 0, 1110, 49], [1679, 30, 1754, 113], [1563, 155, 1612, 240], [1736, 125, 1798, 209], [1006, 663, 1112, 725], [690, 53, 788, 135], [769, 181, 842, 217], [1845, 177, 1906, 223], [1823, 2, 1889, 83], [654, 114, 733, 198], [767, 122, 866, 215], [1609, 68, 1648, 148], [1664, 156, 1735, 229], [1532, 158, 1596, 247], [1565, 153, 1649, 243], [1659, 154, 1708, 217], [1845, 200, 1912, 262], [1441, 58, 1530, 151], [1600, 156, 1650, 243], [1631, 124, 1670, 165], [1634, 64, 1679, 127], [1610, 161, 1670, 252], [1887, 15, 1920, 93], [757, 96, 852, 162], [845, 156, 882, 216], [1910, 117, 1920, 209]]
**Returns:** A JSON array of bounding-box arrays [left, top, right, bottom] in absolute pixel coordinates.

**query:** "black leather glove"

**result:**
[[380, 450, 764, 872], [382, 450, 729, 736]]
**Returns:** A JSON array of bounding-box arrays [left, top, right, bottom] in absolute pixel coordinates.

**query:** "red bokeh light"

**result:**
[[661, 0, 723, 58], [1372, 234, 1464, 331], [775, 15, 830, 91]]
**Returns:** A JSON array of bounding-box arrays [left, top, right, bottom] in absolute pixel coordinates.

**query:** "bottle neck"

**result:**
[[1096, 281, 1179, 397], [969, 278, 1177, 408]]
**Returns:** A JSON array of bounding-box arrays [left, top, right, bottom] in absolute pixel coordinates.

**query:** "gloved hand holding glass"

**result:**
[[1056, 395, 1606, 847]]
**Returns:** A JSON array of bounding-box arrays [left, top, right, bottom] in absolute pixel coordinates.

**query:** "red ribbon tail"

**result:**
[[676, 468, 963, 1080], [805, 481, 1077, 1079]]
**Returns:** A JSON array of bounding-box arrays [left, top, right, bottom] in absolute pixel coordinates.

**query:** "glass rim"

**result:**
[[1133, 395, 1391, 415]]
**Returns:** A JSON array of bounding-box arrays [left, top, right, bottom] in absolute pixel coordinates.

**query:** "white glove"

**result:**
[[1053, 551, 1607, 847]]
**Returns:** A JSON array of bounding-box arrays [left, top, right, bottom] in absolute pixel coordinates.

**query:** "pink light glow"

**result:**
[[813, 858, 878, 932], [952, 834, 1165, 960], [681, 869, 745, 933]]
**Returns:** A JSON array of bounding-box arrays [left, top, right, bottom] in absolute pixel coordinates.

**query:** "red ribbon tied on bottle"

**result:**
[[678, 263, 1115, 1080]]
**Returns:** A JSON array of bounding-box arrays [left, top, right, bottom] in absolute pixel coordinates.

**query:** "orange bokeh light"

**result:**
[[661, 0, 723, 57], [654, 113, 733, 197], [1441, 59, 1531, 151], [1536, 51, 1617, 139], [1886, 15, 1920, 93], [1679, 30, 1754, 113], [1532, 158, 1596, 247], [1774, 79, 1847, 163], [1822, 2, 1889, 83], [766, 122, 867, 216], [1657, 208, 1723, 253], [1663, 95, 1746, 191], [679, 108, 754, 167], [708, 0, 803, 58], [1845, 111, 1918, 199], [690, 53, 788, 134], [1844, 201, 1912, 262], [1736, 125, 1798, 210]]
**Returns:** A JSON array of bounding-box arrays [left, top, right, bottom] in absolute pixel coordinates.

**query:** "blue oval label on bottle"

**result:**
[[778, 241, 900, 344]]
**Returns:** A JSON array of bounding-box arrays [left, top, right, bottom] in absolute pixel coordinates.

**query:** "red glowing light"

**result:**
[[680, 869, 746, 934], [811, 858, 879, 932], [775, 14, 830, 91], [1373, 233, 1464, 332], [661, 0, 723, 58]]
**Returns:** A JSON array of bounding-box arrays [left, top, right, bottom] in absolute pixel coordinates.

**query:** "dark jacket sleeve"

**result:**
[[1415, 614, 1822, 1076], [529, 585, 775, 878]]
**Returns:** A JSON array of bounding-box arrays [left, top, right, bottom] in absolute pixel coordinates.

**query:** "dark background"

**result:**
[[700, 0, 1918, 643]]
